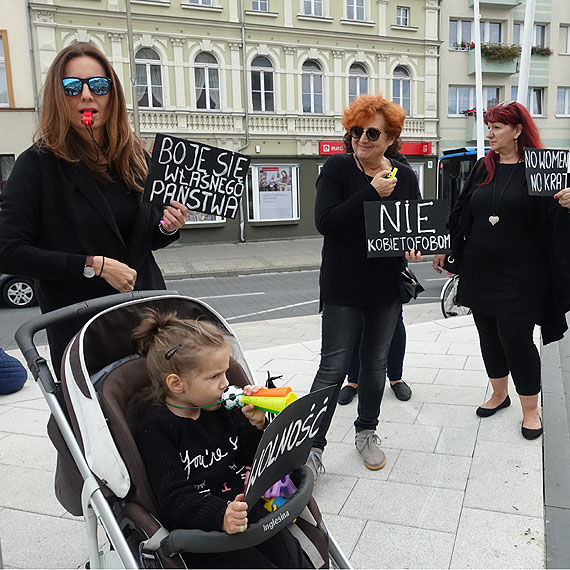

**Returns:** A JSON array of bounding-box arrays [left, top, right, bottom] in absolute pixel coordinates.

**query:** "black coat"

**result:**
[[448, 158, 570, 344], [0, 145, 179, 365]]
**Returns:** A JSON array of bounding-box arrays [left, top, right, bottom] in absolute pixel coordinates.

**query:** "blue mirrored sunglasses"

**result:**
[[62, 76, 112, 97]]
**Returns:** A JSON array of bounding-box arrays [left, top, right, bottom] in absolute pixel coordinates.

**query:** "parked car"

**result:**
[[0, 274, 37, 309]]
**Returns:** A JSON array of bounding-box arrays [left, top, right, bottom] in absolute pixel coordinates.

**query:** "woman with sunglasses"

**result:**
[[306, 95, 421, 480], [0, 42, 188, 372], [432, 101, 570, 440]]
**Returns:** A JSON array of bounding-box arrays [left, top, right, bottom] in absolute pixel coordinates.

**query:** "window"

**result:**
[[194, 52, 220, 110], [449, 19, 472, 49], [0, 154, 15, 192], [396, 7, 409, 27], [302, 60, 323, 113], [480, 21, 502, 43], [534, 24, 546, 48], [348, 63, 368, 103], [511, 86, 544, 116], [514, 23, 522, 45], [248, 165, 300, 221], [347, 0, 364, 21], [0, 31, 13, 107], [304, 0, 323, 16], [448, 86, 500, 115], [563, 26, 570, 54], [251, 56, 274, 112], [187, 0, 212, 4], [392, 66, 410, 114], [557, 87, 570, 116], [135, 48, 163, 108], [252, 0, 268, 11]]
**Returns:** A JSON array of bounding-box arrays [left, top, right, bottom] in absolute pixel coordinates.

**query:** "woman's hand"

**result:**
[[222, 494, 248, 534], [370, 170, 398, 198], [432, 253, 446, 274], [554, 188, 570, 210], [161, 200, 189, 232], [94, 256, 137, 292], [241, 385, 267, 430], [405, 248, 422, 262]]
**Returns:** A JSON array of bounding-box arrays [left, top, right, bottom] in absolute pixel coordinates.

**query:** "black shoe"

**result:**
[[338, 385, 357, 405], [476, 395, 511, 417], [521, 419, 543, 440], [390, 381, 412, 401]]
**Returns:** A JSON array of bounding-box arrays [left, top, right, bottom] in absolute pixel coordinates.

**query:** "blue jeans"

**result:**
[[310, 301, 401, 450], [348, 309, 406, 383]]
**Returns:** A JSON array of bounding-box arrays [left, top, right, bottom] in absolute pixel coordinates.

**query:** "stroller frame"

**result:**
[[15, 291, 351, 570]]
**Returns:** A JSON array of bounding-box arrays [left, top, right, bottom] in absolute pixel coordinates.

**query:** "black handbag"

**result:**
[[443, 254, 460, 275], [397, 266, 425, 304]]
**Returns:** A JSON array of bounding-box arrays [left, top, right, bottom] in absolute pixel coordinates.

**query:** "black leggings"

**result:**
[[472, 311, 541, 396]]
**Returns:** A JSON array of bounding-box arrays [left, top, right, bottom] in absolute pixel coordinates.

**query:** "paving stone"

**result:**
[[415, 402, 481, 429], [318, 513, 366, 559], [435, 427, 478, 457], [312, 473, 358, 515], [0, 433, 56, 472], [411, 383, 487, 406], [434, 368, 489, 387]]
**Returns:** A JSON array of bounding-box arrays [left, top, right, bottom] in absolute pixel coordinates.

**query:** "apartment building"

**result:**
[[440, 0, 570, 153], [27, 0, 441, 243], [0, 0, 37, 191]]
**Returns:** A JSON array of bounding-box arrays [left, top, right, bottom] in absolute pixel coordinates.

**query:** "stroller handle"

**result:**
[[14, 290, 175, 390], [160, 465, 314, 556]]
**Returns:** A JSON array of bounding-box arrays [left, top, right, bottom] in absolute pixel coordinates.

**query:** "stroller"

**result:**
[[15, 291, 352, 569]]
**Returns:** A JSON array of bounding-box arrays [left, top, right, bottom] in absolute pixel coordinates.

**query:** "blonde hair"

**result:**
[[132, 310, 228, 403], [35, 42, 148, 192]]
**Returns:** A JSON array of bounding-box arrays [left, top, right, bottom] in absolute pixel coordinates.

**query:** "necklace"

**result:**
[[489, 164, 518, 226]]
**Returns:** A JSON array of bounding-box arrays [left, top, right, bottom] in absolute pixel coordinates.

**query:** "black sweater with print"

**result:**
[[135, 404, 263, 532]]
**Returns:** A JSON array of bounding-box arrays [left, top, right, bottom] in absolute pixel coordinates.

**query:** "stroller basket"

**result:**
[[15, 291, 352, 569]]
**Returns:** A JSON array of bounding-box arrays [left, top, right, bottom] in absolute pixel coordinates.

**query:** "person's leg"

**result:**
[[496, 319, 541, 431], [472, 311, 510, 409], [386, 309, 412, 401], [338, 332, 361, 405], [309, 305, 363, 450]]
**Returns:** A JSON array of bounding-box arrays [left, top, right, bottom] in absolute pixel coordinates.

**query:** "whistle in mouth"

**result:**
[[386, 167, 398, 179], [82, 109, 93, 126]]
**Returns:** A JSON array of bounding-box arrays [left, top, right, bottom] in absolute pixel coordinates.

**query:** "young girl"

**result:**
[[133, 310, 311, 569]]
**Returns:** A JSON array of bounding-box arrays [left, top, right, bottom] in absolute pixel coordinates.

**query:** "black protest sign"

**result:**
[[143, 134, 251, 219], [524, 147, 570, 197], [244, 386, 334, 507], [364, 199, 450, 258]]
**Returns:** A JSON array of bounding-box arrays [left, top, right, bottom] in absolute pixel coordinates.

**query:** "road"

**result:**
[[0, 261, 446, 351]]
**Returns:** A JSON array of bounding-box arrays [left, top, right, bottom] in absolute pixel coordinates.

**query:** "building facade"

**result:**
[[440, 0, 570, 153], [27, 0, 441, 244], [0, 0, 38, 191]]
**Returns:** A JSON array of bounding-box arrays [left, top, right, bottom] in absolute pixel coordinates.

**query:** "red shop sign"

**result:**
[[400, 142, 432, 155], [319, 141, 345, 155]]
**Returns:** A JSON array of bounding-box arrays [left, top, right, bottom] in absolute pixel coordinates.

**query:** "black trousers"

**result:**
[[472, 311, 541, 396]]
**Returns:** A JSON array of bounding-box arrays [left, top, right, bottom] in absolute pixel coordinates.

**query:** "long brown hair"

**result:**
[[35, 42, 148, 192]]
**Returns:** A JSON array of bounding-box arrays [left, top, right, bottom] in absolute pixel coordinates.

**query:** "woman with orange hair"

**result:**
[[433, 101, 570, 440], [306, 95, 421, 480], [0, 43, 188, 371]]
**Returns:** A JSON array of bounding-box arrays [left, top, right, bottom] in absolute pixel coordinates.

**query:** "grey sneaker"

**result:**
[[306, 447, 325, 484], [355, 430, 386, 470]]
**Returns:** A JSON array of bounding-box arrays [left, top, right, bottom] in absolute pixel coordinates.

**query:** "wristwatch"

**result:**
[[83, 255, 96, 278]]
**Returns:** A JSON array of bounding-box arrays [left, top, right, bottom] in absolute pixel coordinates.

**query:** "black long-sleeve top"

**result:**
[[315, 153, 421, 307], [135, 404, 263, 532]]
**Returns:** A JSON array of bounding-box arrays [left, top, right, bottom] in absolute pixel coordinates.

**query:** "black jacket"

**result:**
[[0, 145, 179, 364]]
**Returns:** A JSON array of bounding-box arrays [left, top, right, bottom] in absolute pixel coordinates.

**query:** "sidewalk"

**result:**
[[0, 301, 545, 569]]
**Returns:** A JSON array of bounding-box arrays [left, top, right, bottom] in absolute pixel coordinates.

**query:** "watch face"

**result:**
[[83, 266, 96, 278]]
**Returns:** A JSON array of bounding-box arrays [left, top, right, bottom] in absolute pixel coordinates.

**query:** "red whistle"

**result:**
[[82, 109, 93, 126]]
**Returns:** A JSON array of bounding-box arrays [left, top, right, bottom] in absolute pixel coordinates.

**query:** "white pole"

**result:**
[[518, 0, 536, 106], [473, 0, 485, 159], [126, 0, 141, 138]]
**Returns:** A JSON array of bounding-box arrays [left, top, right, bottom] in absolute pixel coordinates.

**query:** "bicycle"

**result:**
[[440, 273, 472, 318]]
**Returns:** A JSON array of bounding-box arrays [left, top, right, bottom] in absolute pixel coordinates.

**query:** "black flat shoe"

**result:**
[[391, 381, 412, 401], [476, 395, 511, 417], [338, 385, 357, 405], [522, 419, 543, 440]]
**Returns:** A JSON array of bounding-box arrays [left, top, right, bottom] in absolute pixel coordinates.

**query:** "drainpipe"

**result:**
[[235, 0, 250, 243], [26, 1, 40, 124]]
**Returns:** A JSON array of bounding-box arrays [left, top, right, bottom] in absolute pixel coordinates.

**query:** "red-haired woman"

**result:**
[[306, 95, 421, 480], [0, 43, 188, 371], [433, 101, 570, 440]]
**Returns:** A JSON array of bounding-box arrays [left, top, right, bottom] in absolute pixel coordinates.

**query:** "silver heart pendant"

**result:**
[[489, 215, 500, 226]]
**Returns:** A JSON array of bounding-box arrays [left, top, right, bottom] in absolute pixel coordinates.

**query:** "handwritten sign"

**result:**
[[364, 199, 450, 258], [143, 134, 251, 219], [244, 386, 334, 507], [524, 147, 570, 197]]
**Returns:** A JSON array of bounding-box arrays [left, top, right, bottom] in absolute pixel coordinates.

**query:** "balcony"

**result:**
[[467, 49, 518, 75], [465, 117, 489, 144], [468, 0, 522, 8]]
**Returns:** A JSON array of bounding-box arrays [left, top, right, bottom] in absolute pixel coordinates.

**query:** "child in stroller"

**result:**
[[133, 309, 313, 568]]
